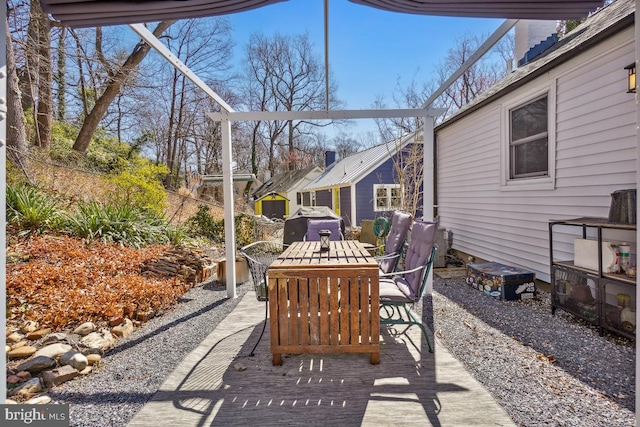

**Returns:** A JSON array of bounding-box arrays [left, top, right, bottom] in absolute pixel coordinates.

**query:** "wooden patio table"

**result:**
[[268, 240, 380, 365]]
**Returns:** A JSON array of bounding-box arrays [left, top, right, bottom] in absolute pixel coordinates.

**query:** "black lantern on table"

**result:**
[[319, 229, 332, 251]]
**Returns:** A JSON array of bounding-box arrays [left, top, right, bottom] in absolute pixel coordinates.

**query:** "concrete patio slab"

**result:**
[[128, 292, 514, 426]]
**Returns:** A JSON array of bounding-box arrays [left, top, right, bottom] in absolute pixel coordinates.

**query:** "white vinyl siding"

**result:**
[[436, 28, 636, 282]]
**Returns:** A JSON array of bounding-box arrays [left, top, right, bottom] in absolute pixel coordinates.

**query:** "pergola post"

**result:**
[[634, 3, 639, 426], [423, 115, 435, 295], [221, 119, 237, 298]]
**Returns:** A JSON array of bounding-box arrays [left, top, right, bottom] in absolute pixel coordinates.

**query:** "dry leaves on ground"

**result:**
[[7, 234, 192, 330]]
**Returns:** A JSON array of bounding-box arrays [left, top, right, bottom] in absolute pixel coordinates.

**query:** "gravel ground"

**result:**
[[427, 276, 635, 427], [48, 275, 635, 426]]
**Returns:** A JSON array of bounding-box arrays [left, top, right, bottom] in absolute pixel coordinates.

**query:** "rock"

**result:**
[[41, 332, 68, 345], [8, 345, 37, 359], [5, 399, 18, 404], [60, 351, 88, 371], [7, 375, 22, 384], [112, 318, 134, 338], [20, 320, 38, 334], [79, 366, 92, 375], [86, 354, 102, 366], [80, 329, 115, 351], [16, 371, 32, 380], [26, 395, 52, 405], [109, 316, 125, 327], [8, 378, 42, 398], [33, 343, 72, 359], [26, 328, 52, 340], [233, 362, 247, 372], [17, 356, 57, 374], [5, 345, 10, 354], [82, 347, 103, 356], [10, 341, 27, 350], [43, 365, 80, 387], [73, 322, 96, 336], [7, 331, 25, 343], [136, 310, 154, 322]]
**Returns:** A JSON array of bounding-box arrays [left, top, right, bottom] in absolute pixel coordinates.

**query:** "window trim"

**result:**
[[373, 183, 402, 212], [500, 84, 556, 191]]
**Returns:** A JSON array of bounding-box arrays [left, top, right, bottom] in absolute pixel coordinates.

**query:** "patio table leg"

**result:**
[[272, 353, 282, 366]]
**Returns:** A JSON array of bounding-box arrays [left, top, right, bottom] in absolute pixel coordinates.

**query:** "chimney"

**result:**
[[324, 150, 336, 168], [515, 20, 558, 66]]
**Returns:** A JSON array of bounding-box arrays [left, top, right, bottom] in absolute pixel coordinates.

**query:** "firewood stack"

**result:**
[[141, 246, 216, 284]]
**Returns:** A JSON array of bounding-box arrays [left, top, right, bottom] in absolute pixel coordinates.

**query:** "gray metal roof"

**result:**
[[303, 133, 415, 191], [437, 0, 634, 130], [252, 166, 321, 199]]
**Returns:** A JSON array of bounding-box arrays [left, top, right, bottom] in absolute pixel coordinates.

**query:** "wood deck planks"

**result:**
[[127, 291, 515, 427]]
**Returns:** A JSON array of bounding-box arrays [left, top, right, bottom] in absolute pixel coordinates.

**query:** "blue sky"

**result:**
[[226, 0, 505, 137]]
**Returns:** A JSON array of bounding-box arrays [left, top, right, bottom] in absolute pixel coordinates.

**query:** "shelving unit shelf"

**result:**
[[549, 217, 636, 339]]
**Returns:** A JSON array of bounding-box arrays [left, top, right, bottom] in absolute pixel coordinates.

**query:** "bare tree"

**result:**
[[25, 0, 52, 149], [6, 14, 28, 164], [72, 20, 174, 154], [241, 32, 343, 176]]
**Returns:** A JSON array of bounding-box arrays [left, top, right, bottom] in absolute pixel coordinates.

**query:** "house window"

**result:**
[[296, 192, 302, 205], [374, 184, 402, 212], [509, 95, 548, 179]]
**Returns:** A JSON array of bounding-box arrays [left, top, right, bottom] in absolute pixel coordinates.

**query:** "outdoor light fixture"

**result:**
[[319, 229, 332, 251], [625, 63, 636, 93]]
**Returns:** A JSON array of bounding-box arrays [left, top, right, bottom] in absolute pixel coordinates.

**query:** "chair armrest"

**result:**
[[374, 251, 401, 261], [379, 263, 426, 278]]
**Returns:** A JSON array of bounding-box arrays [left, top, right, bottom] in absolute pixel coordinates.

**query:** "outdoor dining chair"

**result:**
[[379, 220, 438, 353], [304, 218, 344, 241], [375, 210, 413, 274], [240, 240, 283, 356]]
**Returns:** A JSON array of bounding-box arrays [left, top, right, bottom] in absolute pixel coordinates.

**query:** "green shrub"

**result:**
[[186, 205, 223, 242], [65, 201, 181, 248], [185, 206, 254, 247], [6, 184, 63, 234], [106, 158, 169, 216]]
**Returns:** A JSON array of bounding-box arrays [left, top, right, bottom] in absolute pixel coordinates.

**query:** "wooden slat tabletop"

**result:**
[[271, 240, 377, 269]]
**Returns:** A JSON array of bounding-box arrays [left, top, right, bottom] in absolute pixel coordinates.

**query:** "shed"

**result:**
[[251, 166, 322, 220]]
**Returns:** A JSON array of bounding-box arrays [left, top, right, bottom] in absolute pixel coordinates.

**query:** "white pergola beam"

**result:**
[[422, 19, 518, 108], [128, 23, 238, 297], [128, 23, 234, 113], [208, 108, 445, 121]]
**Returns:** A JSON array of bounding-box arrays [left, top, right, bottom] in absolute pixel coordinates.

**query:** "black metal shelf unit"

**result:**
[[549, 217, 636, 339]]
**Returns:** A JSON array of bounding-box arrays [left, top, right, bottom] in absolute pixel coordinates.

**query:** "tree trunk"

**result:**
[[6, 15, 28, 164], [27, 0, 52, 149], [72, 20, 174, 154], [55, 27, 66, 121]]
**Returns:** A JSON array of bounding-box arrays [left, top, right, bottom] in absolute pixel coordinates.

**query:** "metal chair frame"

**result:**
[[379, 246, 437, 353], [240, 240, 283, 355]]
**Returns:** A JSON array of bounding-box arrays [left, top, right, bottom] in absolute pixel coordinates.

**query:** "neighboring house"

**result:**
[[434, 0, 636, 282], [251, 166, 322, 219], [301, 134, 422, 227]]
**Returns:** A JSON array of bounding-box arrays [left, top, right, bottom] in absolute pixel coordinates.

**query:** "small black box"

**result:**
[[467, 262, 536, 301]]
